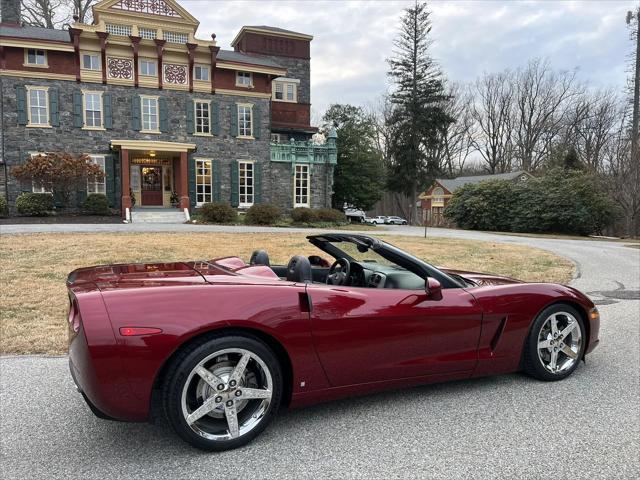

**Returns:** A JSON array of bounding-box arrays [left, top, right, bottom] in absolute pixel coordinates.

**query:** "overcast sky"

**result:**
[[184, 0, 635, 118]]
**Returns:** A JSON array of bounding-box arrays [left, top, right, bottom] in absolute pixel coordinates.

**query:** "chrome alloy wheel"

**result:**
[[181, 348, 273, 441], [536, 311, 583, 374]]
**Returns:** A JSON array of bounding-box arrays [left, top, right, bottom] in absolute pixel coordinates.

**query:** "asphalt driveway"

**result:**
[[1, 225, 638, 479]]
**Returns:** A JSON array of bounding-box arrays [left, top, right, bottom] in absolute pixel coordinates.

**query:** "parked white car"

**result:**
[[385, 216, 408, 225], [370, 216, 388, 224]]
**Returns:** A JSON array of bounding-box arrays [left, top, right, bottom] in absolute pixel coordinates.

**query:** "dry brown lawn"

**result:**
[[0, 232, 574, 355]]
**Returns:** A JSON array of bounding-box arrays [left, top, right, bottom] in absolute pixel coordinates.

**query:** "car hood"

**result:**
[[439, 268, 523, 286]]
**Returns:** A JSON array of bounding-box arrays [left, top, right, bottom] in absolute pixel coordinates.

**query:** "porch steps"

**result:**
[[130, 209, 187, 224]]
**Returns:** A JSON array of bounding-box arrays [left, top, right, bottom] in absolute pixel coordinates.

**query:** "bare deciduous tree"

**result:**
[[438, 83, 475, 175], [73, 0, 93, 24], [21, 0, 67, 28], [470, 71, 514, 174]]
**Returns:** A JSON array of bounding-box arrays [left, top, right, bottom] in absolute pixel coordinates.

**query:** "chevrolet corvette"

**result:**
[[67, 233, 600, 451]]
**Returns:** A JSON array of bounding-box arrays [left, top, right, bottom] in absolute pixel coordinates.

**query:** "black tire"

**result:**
[[163, 334, 283, 451], [522, 303, 586, 381]]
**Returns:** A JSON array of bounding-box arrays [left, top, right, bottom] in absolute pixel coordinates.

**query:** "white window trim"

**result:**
[[237, 103, 254, 139], [238, 160, 255, 208], [81, 52, 101, 71], [293, 164, 311, 208], [139, 58, 158, 77], [25, 85, 50, 128], [193, 99, 212, 136], [82, 90, 105, 131], [24, 48, 48, 68], [235, 71, 253, 88], [193, 64, 210, 82], [194, 157, 213, 206], [87, 155, 107, 195], [140, 95, 160, 134], [272, 77, 299, 103]]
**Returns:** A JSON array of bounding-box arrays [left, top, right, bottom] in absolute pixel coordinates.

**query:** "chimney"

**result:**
[[1, 0, 21, 25]]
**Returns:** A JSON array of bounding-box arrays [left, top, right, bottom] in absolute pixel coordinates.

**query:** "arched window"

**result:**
[[432, 187, 445, 206]]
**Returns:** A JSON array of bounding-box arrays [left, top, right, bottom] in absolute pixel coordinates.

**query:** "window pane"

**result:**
[[29, 89, 48, 125], [195, 101, 210, 134], [142, 97, 158, 130], [196, 159, 212, 205], [239, 162, 254, 205], [286, 84, 294, 101], [238, 105, 252, 137], [87, 156, 106, 194], [84, 93, 102, 128]]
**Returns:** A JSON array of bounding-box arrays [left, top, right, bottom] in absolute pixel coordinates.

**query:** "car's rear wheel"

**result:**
[[523, 304, 586, 381], [164, 335, 282, 451]]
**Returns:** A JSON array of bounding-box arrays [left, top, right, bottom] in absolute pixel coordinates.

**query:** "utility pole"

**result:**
[[628, 7, 640, 160]]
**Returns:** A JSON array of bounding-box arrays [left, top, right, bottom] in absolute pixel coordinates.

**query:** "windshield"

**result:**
[[326, 240, 397, 266]]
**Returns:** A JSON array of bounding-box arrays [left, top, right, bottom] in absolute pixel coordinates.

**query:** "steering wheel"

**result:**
[[326, 258, 351, 286]]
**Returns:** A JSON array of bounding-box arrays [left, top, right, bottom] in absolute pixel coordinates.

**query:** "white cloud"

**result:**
[[183, 0, 634, 119]]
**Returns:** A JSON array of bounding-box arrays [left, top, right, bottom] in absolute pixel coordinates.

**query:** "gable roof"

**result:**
[[436, 171, 532, 193], [0, 25, 70, 43]]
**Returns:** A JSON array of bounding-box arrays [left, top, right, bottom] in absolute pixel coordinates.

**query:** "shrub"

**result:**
[[0, 196, 7, 217], [315, 207, 347, 223], [291, 207, 316, 223], [82, 193, 110, 215], [15, 192, 54, 216], [199, 202, 237, 223], [444, 180, 517, 231], [245, 203, 281, 225]]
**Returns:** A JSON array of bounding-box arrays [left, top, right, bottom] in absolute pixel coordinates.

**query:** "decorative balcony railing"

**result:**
[[270, 136, 337, 165]]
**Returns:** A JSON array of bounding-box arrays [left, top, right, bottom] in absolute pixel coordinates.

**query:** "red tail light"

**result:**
[[119, 327, 163, 336]]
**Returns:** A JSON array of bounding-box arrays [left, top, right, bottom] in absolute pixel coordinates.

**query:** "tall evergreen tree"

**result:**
[[386, 1, 452, 222], [323, 104, 385, 211]]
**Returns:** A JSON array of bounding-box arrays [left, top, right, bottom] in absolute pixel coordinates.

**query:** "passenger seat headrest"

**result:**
[[286, 255, 312, 283], [250, 250, 270, 267]]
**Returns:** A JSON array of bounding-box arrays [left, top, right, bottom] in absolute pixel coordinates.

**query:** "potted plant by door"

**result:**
[[170, 191, 179, 207]]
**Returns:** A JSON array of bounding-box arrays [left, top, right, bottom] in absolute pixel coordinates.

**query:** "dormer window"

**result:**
[[106, 24, 132, 36], [236, 71, 253, 87], [194, 65, 210, 81], [25, 49, 47, 67]]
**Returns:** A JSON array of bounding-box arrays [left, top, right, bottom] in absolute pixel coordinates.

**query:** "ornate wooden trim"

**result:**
[[186, 42, 197, 93], [130, 35, 141, 88], [69, 27, 82, 82], [209, 39, 220, 95], [154, 39, 166, 90], [96, 31, 109, 84]]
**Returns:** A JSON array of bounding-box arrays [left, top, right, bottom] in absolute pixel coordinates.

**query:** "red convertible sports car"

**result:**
[[67, 233, 600, 451]]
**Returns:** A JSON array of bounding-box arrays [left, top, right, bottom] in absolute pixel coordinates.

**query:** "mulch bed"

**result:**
[[0, 215, 121, 224]]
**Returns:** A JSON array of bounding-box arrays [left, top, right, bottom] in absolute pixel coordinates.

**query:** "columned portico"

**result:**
[[110, 140, 196, 217]]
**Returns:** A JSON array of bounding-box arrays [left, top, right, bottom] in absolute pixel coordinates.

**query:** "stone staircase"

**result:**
[[130, 208, 187, 224]]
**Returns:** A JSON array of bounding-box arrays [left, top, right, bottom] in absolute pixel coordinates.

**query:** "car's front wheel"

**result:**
[[164, 334, 282, 451], [523, 304, 586, 381]]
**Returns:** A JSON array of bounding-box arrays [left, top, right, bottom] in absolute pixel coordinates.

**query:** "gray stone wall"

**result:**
[[1, 75, 331, 212], [261, 55, 310, 104]]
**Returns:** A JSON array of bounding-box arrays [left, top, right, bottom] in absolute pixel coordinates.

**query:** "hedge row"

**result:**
[[444, 169, 618, 235], [198, 202, 347, 226], [291, 207, 347, 224]]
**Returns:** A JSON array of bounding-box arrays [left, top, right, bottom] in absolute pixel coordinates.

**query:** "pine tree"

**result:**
[[386, 1, 452, 223]]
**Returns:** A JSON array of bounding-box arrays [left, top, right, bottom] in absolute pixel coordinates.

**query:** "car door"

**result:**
[[306, 284, 482, 387]]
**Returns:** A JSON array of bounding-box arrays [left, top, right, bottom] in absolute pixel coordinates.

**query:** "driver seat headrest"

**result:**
[[286, 255, 312, 283], [250, 250, 270, 267]]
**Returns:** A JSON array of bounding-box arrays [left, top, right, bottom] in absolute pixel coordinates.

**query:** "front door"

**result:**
[[307, 285, 482, 387], [140, 166, 163, 206]]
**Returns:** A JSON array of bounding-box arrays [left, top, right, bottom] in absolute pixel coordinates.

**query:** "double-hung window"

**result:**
[[238, 161, 254, 207], [237, 104, 252, 137], [83, 92, 103, 128], [194, 100, 210, 134], [141, 96, 159, 132], [29, 152, 52, 193], [25, 49, 47, 66], [139, 59, 157, 77], [294, 165, 310, 207], [236, 71, 252, 87], [195, 159, 213, 206], [273, 79, 298, 102], [87, 155, 106, 194], [194, 65, 210, 81], [82, 53, 100, 71], [27, 87, 49, 126]]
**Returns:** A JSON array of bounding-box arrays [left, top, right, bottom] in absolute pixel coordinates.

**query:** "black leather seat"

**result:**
[[250, 250, 270, 267], [286, 255, 312, 283]]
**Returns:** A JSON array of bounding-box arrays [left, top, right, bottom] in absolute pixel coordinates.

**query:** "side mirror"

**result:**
[[425, 277, 443, 300]]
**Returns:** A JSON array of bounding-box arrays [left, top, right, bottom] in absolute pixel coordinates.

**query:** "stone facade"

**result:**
[[1, 75, 335, 212]]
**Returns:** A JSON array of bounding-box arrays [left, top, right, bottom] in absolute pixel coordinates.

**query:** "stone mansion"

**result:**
[[0, 0, 336, 217]]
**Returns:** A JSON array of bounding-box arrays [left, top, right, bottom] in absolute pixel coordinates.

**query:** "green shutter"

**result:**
[[159, 97, 168, 132], [254, 163, 262, 203], [104, 154, 115, 207], [49, 88, 59, 127], [131, 95, 141, 131], [73, 90, 83, 128], [230, 161, 239, 207], [53, 190, 65, 208], [211, 101, 220, 136], [253, 104, 261, 139], [76, 187, 87, 207], [16, 86, 27, 125], [230, 104, 238, 137], [103, 93, 113, 129], [186, 99, 194, 135], [188, 155, 196, 210], [213, 160, 221, 201]]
